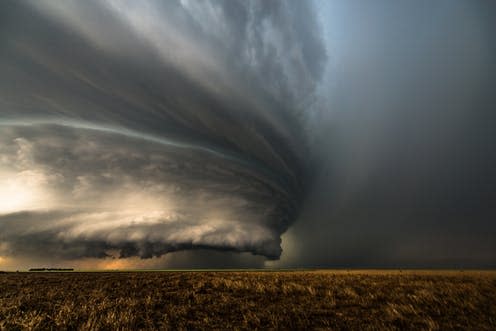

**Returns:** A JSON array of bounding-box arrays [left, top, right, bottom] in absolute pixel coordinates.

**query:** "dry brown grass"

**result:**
[[0, 270, 495, 330]]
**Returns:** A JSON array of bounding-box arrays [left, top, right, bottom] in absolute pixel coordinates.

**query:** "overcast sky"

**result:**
[[1, 0, 495, 270]]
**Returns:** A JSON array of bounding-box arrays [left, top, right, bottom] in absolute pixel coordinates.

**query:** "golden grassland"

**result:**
[[0, 270, 495, 330]]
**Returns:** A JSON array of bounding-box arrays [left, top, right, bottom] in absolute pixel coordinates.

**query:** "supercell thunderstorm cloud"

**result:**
[[1, 1, 495, 269], [0, 0, 325, 263]]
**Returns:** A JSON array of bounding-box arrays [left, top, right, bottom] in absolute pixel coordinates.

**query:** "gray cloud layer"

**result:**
[[274, 0, 496, 269], [0, 124, 296, 259], [0, 0, 325, 262], [1, 0, 495, 269]]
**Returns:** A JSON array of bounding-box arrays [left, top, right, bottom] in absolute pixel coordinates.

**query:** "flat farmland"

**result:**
[[1, 270, 495, 330]]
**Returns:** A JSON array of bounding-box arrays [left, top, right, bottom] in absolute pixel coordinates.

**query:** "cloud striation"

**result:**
[[0, 1, 326, 261]]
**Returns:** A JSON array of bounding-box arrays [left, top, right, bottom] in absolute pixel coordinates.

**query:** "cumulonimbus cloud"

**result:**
[[0, 1, 326, 261]]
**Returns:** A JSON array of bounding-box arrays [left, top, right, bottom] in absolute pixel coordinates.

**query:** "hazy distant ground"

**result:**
[[1, 270, 495, 330]]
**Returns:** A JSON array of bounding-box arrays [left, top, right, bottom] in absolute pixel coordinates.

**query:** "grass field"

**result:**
[[1, 270, 495, 330]]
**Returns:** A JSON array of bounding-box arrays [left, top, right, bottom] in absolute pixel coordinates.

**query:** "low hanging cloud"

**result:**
[[0, 124, 293, 259], [0, 0, 326, 262]]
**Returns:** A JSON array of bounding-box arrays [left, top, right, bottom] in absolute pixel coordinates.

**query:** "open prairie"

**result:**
[[1, 270, 495, 330]]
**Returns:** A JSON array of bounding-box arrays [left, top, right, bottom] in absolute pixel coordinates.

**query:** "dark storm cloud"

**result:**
[[2, 0, 494, 269], [0, 123, 296, 259], [0, 0, 326, 262], [276, 0, 496, 268]]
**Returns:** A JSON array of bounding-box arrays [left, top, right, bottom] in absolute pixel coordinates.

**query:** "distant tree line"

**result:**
[[29, 268, 74, 272]]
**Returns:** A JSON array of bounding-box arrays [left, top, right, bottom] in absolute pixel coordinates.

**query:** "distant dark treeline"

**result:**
[[29, 268, 74, 272]]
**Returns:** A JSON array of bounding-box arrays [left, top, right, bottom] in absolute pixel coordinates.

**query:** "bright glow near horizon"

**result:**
[[0, 175, 37, 214]]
